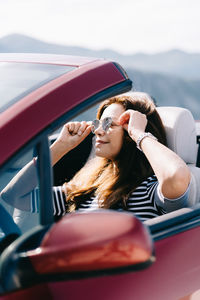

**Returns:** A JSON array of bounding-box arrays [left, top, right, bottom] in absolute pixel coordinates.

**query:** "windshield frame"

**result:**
[[0, 61, 75, 113]]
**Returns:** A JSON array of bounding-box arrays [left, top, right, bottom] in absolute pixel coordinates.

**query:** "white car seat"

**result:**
[[157, 106, 200, 206]]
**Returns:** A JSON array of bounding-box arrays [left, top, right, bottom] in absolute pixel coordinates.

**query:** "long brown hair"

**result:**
[[64, 93, 167, 212]]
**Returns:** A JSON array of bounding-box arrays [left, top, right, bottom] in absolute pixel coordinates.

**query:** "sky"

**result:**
[[0, 0, 200, 54]]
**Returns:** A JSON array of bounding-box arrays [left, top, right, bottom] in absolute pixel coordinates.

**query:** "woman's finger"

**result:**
[[74, 125, 92, 145], [68, 122, 75, 134], [77, 121, 87, 136], [72, 122, 82, 135], [118, 111, 131, 125], [122, 123, 128, 131], [81, 125, 92, 139]]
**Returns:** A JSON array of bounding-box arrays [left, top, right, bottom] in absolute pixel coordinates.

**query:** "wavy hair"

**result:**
[[64, 93, 167, 212]]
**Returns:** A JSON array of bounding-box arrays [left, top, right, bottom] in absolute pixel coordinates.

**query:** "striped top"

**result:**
[[31, 175, 165, 222], [77, 175, 165, 221]]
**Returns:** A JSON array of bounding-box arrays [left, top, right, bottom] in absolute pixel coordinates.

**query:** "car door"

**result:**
[[0, 135, 54, 299], [1, 180, 200, 299], [1, 100, 200, 300], [21, 208, 200, 300]]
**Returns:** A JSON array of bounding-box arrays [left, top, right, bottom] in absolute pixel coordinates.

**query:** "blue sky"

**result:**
[[0, 0, 200, 54]]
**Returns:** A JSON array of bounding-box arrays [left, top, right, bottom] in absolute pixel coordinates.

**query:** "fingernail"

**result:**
[[78, 131, 82, 135]]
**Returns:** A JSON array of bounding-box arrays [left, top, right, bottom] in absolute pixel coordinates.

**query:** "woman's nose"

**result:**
[[94, 124, 105, 135]]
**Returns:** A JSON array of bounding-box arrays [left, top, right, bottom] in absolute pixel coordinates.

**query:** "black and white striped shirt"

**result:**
[[31, 175, 165, 222], [76, 175, 165, 221]]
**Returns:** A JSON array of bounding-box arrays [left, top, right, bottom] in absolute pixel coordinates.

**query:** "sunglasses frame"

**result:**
[[91, 117, 113, 133]]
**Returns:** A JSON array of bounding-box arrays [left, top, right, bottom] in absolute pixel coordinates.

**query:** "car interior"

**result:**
[[49, 104, 200, 234], [0, 99, 200, 294], [157, 106, 200, 204], [0, 102, 200, 245], [49, 104, 200, 236], [145, 106, 200, 229], [53, 104, 200, 203]]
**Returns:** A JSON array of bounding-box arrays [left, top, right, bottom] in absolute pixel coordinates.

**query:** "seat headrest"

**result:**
[[157, 107, 197, 164]]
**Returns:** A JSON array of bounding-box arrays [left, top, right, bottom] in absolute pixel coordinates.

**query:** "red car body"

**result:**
[[0, 53, 200, 300], [0, 54, 129, 165]]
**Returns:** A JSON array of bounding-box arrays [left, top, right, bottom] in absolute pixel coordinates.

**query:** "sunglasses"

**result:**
[[91, 117, 113, 133]]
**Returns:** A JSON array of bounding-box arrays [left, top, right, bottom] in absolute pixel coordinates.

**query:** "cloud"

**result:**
[[0, 0, 200, 53]]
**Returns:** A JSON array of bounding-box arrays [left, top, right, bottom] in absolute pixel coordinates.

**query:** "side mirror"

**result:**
[[28, 210, 155, 277]]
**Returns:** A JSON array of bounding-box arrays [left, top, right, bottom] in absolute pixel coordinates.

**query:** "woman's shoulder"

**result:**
[[137, 174, 158, 188], [130, 174, 159, 198], [128, 175, 158, 198]]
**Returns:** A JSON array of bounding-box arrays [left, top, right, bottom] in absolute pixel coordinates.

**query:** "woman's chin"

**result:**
[[95, 150, 104, 158], [95, 148, 107, 158], [95, 150, 114, 160]]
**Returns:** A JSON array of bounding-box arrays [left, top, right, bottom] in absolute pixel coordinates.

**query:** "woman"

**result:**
[[1, 93, 191, 221]]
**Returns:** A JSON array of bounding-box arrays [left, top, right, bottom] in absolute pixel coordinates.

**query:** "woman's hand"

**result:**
[[57, 121, 92, 150], [119, 109, 191, 200], [118, 110, 147, 142], [50, 121, 92, 165]]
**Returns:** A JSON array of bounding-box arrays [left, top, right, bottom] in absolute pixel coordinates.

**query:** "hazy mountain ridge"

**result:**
[[1, 34, 200, 79], [0, 33, 200, 119], [127, 68, 200, 119]]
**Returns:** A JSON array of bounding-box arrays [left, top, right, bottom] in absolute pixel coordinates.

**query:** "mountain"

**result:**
[[1, 34, 200, 80], [126, 68, 200, 119], [0, 33, 200, 119]]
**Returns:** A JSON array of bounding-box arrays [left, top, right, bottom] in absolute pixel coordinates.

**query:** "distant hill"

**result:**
[[0, 33, 200, 119], [1, 34, 200, 80], [126, 68, 200, 119]]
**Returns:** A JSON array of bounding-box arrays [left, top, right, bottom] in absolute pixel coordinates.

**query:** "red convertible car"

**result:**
[[0, 53, 200, 300]]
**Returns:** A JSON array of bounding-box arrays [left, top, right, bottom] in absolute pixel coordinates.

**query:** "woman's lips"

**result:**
[[95, 140, 108, 146]]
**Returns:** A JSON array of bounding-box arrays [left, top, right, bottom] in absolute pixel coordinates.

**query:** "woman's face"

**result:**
[[94, 103, 125, 159]]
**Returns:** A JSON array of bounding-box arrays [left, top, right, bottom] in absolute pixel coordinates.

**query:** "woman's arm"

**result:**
[[119, 110, 191, 199], [0, 160, 38, 211], [0, 121, 92, 210], [50, 121, 92, 165], [138, 137, 191, 199]]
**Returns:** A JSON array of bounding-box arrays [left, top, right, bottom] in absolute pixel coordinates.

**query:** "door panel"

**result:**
[[0, 284, 52, 300], [44, 226, 200, 300], [1, 224, 200, 300]]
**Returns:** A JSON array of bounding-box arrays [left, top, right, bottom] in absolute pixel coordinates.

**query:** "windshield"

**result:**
[[0, 62, 75, 113]]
